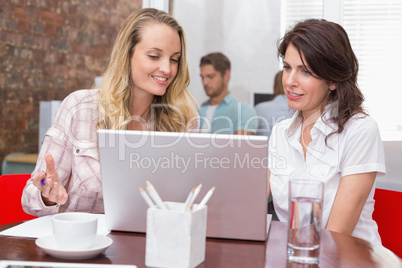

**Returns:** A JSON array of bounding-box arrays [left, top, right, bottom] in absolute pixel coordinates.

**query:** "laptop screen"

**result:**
[[98, 130, 269, 241]]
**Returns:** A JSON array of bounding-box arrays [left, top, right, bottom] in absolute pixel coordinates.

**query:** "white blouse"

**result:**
[[268, 109, 386, 244]]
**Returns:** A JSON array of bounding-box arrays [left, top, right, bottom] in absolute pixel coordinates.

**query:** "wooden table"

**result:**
[[0, 221, 401, 267], [5, 153, 38, 164]]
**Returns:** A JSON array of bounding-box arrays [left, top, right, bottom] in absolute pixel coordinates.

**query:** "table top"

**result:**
[[0, 221, 401, 268], [5, 153, 38, 164]]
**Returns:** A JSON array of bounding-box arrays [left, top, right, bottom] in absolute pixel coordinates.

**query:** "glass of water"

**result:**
[[287, 180, 324, 264]]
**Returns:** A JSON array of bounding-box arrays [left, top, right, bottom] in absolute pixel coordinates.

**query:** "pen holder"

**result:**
[[145, 201, 207, 268]]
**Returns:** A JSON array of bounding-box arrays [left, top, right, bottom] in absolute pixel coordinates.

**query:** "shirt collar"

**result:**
[[221, 92, 234, 105], [313, 103, 338, 136], [201, 92, 234, 106], [286, 104, 340, 167], [286, 103, 338, 137]]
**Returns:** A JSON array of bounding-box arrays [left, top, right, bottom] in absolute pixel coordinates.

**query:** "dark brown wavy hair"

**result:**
[[278, 19, 365, 138]]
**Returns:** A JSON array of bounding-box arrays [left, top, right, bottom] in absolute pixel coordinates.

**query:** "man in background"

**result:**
[[255, 70, 293, 138], [198, 52, 257, 134]]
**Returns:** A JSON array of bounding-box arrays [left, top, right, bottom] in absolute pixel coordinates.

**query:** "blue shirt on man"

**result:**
[[198, 93, 258, 134]]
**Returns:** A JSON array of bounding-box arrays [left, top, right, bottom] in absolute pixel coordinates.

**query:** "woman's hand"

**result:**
[[32, 153, 68, 206]]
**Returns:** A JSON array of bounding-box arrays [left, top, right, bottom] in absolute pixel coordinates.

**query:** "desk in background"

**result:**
[[1, 153, 37, 175], [0, 221, 400, 268]]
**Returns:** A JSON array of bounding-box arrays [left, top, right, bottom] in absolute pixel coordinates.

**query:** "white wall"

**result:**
[[173, 0, 281, 106], [172, 1, 402, 192]]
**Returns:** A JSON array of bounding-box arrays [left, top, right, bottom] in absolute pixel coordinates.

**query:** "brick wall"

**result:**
[[0, 0, 141, 173]]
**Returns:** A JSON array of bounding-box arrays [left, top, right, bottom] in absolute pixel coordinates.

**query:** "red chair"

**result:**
[[0, 174, 37, 225], [373, 188, 402, 258]]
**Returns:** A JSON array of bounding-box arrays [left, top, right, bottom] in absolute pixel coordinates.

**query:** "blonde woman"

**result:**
[[22, 8, 198, 216]]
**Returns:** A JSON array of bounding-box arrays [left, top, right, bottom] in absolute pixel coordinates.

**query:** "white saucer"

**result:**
[[35, 235, 113, 260]]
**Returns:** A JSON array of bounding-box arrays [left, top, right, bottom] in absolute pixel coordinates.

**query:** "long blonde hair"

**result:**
[[97, 8, 198, 131]]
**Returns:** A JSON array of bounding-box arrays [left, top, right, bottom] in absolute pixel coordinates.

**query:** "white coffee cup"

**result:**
[[52, 212, 98, 250]]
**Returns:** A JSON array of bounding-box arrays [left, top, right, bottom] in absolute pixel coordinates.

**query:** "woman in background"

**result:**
[[22, 8, 198, 216], [255, 70, 293, 137], [268, 19, 385, 244]]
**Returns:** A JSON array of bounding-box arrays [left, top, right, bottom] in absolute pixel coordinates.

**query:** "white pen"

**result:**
[[186, 184, 202, 211], [138, 186, 155, 208], [198, 186, 215, 209], [183, 187, 195, 212], [146, 181, 167, 210]]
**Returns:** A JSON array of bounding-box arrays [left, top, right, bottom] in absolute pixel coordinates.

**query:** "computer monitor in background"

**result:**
[[251, 92, 274, 106]]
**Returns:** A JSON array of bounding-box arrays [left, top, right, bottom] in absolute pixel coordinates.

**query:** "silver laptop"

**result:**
[[97, 130, 269, 241]]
